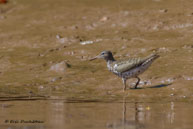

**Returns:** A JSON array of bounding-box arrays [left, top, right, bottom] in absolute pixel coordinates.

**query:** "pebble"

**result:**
[[49, 61, 70, 73], [166, 78, 174, 83], [69, 25, 78, 30], [85, 24, 95, 30], [161, 78, 175, 84], [164, 23, 193, 30], [182, 44, 193, 49], [51, 77, 63, 82], [56, 34, 76, 44], [139, 80, 152, 86], [80, 39, 103, 45], [38, 53, 44, 57], [56, 34, 62, 39], [171, 88, 175, 90], [157, 47, 170, 53], [183, 76, 193, 80], [38, 85, 44, 90], [159, 9, 168, 13], [100, 16, 109, 22], [80, 41, 94, 45], [95, 38, 103, 42]]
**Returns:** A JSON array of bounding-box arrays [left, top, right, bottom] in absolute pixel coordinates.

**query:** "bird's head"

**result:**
[[90, 51, 115, 61]]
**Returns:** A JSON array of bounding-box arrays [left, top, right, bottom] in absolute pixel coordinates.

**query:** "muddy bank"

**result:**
[[0, 0, 193, 102]]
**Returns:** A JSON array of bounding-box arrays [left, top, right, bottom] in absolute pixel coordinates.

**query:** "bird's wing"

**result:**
[[113, 54, 159, 73], [113, 57, 144, 73]]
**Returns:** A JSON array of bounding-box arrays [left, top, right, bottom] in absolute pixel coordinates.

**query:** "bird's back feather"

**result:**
[[112, 53, 159, 73]]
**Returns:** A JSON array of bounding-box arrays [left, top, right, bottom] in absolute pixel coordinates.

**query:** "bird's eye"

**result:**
[[101, 53, 104, 55]]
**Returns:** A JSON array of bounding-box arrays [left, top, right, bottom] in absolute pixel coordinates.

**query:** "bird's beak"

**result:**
[[89, 55, 100, 61]]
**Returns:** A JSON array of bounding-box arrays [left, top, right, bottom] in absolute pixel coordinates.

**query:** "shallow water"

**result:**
[[0, 100, 193, 129]]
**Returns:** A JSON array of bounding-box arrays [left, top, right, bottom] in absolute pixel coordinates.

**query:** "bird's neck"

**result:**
[[106, 58, 115, 69], [106, 59, 115, 72], [105, 56, 115, 62]]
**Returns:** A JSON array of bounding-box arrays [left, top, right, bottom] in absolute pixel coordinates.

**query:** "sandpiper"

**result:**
[[90, 51, 159, 91]]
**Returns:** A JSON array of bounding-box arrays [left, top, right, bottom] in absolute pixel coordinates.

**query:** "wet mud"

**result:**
[[0, 0, 193, 102], [1, 0, 193, 129]]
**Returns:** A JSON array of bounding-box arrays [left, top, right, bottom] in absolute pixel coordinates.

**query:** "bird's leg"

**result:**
[[134, 77, 140, 89], [122, 78, 127, 91]]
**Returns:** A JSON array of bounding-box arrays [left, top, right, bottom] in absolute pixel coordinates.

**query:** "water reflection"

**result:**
[[0, 99, 193, 129], [168, 102, 175, 124], [107, 98, 145, 129], [118, 100, 175, 129]]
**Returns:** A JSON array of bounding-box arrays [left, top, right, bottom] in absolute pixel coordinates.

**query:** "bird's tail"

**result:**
[[142, 53, 160, 66], [147, 53, 160, 60]]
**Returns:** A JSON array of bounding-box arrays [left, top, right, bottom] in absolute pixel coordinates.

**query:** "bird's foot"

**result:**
[[129, 87, 137, 89]]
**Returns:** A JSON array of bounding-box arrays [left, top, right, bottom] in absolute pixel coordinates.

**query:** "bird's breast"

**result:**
[[107, 63, 121, 76]]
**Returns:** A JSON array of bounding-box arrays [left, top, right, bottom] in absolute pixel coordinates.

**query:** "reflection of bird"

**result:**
[[107, 98, 145, 129], [90, 51, 159, 91]]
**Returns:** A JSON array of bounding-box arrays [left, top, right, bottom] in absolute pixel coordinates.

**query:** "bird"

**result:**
[[90, 51, 160, 91]]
